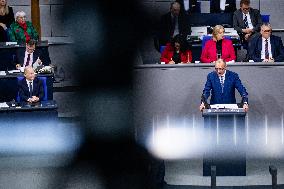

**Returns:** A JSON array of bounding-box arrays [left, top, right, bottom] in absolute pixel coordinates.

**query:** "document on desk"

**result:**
[[8, 70, 21, 74], [0, 71, 6, 76], [210, 104, 238, 109], [0, 102, 9, 108]]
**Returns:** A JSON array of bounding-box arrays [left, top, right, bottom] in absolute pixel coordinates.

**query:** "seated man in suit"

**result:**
[[176, 0, 200, 14], [248, 23, 284, 62], [18, 66, 44, 102], [233, 0, 262, 45], [14, 39, 51, 70], [157, 2, 190, 48], [210, 0, 236, 13], [199, 59, 249, 112]]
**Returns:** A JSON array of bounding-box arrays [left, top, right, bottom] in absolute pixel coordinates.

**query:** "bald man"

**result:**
[[18, 66, 44, 103], [200, 59, 249, 112]]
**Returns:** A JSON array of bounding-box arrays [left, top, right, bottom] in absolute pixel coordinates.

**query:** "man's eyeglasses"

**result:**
[[262, 30, 272, 33], [242, 7, 250, 11], [215, 68, 225, 71]]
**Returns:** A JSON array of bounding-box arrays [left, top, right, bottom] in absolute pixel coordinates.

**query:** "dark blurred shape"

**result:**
[[63, 0, 165, 188]]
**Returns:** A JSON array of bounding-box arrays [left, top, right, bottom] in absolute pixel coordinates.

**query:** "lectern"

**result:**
[[202, 105, 246, 176]]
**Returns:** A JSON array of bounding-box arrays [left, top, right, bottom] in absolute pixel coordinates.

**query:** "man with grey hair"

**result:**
[[248, 23, 284, 62], [200, 59, 249, 112]]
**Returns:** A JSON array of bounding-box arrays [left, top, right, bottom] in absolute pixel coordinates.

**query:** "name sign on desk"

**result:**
[[210, 104, 238, 109]]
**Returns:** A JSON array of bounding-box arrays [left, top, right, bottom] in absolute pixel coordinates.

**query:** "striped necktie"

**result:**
[[220, 76, 224, 93], [29, 81, 33, 97], [244, 14, 249, 28], [265, 39, 269, 59]]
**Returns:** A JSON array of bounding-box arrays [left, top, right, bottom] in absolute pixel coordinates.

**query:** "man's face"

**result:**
[[240, 3, 250, 14], [24, 68, 35, 81], [26, 44, 35, 54], [261, 25, 272, 39], [171, 4, 180, 17], [215, 62, 226, 76]]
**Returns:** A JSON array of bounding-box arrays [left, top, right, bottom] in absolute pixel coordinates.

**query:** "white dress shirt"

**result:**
[[219, 70, 226, 84], [220, 0, 226, 11], [23, 51, 34, 67], [243, 13, 253, 29], [26, 79, 33, 94], [183, 0, 189, 11], [261, 37, 272, 59]]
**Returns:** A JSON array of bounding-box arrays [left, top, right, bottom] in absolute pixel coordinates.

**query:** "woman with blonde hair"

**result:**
[[0, 0, 14, 41], [200, 25, 236, 63]]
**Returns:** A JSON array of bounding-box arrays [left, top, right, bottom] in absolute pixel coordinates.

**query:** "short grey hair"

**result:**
[[261, 23, 272, 30], [15, 11, 26, 20]]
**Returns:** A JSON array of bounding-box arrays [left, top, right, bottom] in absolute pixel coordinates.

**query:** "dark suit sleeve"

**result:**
[[248, 35, 263, 62], [234, 73, 248, 103], [273, 37, 284, 62], [18, 80, 29, 102], [39, 48, 51, 66], [233, 10, 242, 33], [202, 74, 212, 102], [252, 9, 262, 33], [36, 79, 45, 101]]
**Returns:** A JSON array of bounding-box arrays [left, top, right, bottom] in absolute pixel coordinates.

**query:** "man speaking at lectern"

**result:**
[[199, 59, 249, 112]]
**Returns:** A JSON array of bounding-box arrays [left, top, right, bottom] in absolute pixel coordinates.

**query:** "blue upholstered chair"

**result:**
[[17, 76, 48, 102], [261, 15, 270, 23], [159, 45, 166, 53]]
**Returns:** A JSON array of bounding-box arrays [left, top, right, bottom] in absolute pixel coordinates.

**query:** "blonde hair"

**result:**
[[0, 0, 9, 16], [212, 25, 225, 39]]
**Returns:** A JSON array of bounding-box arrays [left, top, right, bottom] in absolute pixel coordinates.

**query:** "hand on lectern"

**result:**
[[243, 103, 249, 112], [199, 102, 205, 112]]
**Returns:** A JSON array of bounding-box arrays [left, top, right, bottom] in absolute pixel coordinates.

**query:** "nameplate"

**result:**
[[5, 42, 17, 46]]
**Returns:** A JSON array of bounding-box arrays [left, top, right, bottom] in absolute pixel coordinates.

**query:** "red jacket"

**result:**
[[160, 43, 192, 64], [200, 38, 236, 63]]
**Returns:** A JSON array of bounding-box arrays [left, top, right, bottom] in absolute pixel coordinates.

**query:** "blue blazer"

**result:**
[[18, 77, 44, 102], [203, 70, 248, 104], [249, 34, 284, 62]]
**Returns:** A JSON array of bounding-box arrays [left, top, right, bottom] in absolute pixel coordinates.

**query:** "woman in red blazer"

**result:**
[[160, 34, 192, 64], [200, 25, 236, 63]]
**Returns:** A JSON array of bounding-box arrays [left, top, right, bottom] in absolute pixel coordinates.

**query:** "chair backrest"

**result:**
[[160, 45, 166, 53], [261, 15, 270, 23], [202, 35, 232, 49], [17, 76, 48, 102]]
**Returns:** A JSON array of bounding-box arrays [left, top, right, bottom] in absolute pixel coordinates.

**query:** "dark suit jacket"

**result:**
[[248, 34, 284, 62], [14, 48, 51, 67], [210, 0, 236, 13], [233, 8, 262, 34], [176, 0, 200, 13], [158, 12, 190, 46], [18, 77, 44, 102], [203, 70, 248, 104]]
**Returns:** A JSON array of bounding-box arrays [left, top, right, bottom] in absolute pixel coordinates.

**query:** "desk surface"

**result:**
[[0, 100, 57, 112], [135, 62, 284, 69], [0, 72, 53, 79], [0, 41, 49, 49]]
